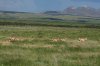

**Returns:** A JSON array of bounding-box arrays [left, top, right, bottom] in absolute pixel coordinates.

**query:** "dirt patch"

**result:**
[[0, 40, 11, 46]]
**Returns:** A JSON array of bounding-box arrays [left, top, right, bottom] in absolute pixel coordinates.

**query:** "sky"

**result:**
[[0, 0, 100, 13]]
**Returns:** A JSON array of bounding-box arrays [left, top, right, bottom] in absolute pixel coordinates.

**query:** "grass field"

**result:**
[[0, 13, 100, 28], [0, 26, 100, 66], [0, 13, 100, 66]]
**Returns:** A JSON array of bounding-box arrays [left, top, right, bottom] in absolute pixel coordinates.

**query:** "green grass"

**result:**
[[0, 26, 100, 66], [0, 13, 100, 28], [0, 12, 100, 66]]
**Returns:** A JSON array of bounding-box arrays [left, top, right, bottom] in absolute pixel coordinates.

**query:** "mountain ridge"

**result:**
[[44, 6, 100, 17]]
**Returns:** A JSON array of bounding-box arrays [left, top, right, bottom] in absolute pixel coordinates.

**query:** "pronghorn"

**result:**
[[8, 37, 19, 42], [78, 37, 87, 42], [60, 39, 66, 41], [52, 38, 66, 42], [52, 38, 60, 42]]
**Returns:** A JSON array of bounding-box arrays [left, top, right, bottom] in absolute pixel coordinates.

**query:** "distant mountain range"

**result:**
[[44, 6, 100, 17], [1, 6, 100, 17], [63, 6, 100, 17], [0, 10, 29, 14]]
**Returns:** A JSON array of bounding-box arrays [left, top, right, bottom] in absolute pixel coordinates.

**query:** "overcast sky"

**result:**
[[0, 0, 100, 12]]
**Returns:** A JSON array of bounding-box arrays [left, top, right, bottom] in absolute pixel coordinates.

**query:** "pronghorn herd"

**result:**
[[8, 37, 22, 42], [51, 37, 87, 42], [7, 36, 88, 43], [51, 38, 66, 42]]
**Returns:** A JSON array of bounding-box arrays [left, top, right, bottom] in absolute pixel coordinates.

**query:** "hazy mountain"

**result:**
[[63, 6, 77, 15], [43, 6, 100, 17], [63, 6, 100, 17]]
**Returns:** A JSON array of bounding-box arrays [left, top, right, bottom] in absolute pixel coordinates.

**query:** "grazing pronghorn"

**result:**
[[52, 38, 59, 42], [78, 37, 87, 42], [8, 37, 19, 42], [60, 39, 66, 41], [52, 38, 66, 42]]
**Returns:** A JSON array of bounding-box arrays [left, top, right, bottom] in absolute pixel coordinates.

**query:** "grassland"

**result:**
[[0, 13, 100, 28], [0, 12, 100, 66], [0, 26, 100, 66]]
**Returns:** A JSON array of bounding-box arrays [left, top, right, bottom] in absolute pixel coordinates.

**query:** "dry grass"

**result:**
[[51, 38, 66, 42], [0, 26, 100, 66], [20, 44, 55, 48], [0, 40, 11, 46]]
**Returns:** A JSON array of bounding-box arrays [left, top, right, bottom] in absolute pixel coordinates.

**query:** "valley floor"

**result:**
[[0, 26, 100, 66]]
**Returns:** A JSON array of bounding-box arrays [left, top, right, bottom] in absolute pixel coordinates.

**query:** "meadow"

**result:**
[[0, 12, 100, 66]]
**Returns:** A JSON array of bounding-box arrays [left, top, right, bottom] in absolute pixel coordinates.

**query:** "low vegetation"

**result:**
[[0, 13, 100, 66]]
